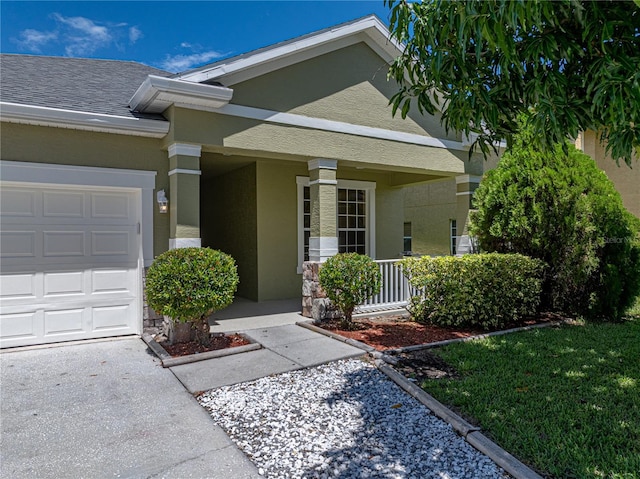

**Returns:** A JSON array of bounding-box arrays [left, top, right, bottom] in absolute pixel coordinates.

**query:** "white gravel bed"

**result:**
[[198, 358, 507, 479]]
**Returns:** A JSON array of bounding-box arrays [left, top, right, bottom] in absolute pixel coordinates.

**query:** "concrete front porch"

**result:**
[[208, 297, 302, 333]]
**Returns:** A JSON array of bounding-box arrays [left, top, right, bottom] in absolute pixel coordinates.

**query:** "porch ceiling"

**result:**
[[200, 150, 456, 186]]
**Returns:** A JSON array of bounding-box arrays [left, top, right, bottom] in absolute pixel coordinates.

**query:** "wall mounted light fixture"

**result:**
[[157, 189, 168, 213]]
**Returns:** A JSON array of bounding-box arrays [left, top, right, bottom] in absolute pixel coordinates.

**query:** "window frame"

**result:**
[[450, 218, 457, 255], [296, 176, 376, 273]]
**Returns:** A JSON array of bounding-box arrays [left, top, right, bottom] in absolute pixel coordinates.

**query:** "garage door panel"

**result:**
[[92, 269, 134, 294], [43, 191, 85, 217], [91, 192, 132, 219], [93, 304, 134, 330], [44, 231, 86, 257], [44, 271, 84, 296], [0, 224, 136, 263], [91, 229, 135, 256], [0, 274, 36, 299], [44, 308, 85, 335], [0, 189, 36, 217], [0, 184, 141, 348], [0, 312, 39, 340], [0, 231, 36, 258]]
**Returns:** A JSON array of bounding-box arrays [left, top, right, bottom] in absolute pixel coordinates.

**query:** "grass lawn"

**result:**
[[420, 314, 640, 478]]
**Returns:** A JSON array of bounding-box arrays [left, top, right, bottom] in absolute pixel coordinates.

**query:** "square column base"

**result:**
[[169, 238, 202, 249], [308, 236, 338, 262]]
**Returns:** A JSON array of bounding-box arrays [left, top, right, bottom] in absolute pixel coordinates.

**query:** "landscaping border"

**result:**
[[142, 332, 261, 368], [297, 318, 568, 479], [375, 360, 543, 479], [386, 319, 571, 354]]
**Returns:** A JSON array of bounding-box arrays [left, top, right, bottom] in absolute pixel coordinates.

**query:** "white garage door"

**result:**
[[0, 184, 141, 348]]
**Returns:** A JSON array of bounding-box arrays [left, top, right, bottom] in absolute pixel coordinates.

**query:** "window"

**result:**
[[297, 177, 375, 271], [450, 219, 457, 255], [302, 185, 311, 262], [338, 188, 366, 254], [403, 222, 412, 254]]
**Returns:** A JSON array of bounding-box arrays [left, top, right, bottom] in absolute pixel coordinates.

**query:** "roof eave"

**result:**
[[0, 102, 170, 138], [129, 75, 234, 114], [176, 15, 403, 86]]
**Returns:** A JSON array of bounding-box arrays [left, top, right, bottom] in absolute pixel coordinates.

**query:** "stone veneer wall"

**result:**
[[142, 267, 163, 331], [301, 261, 341, 321]]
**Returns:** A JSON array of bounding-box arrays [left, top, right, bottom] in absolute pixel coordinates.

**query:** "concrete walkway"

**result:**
[[170, 323, 365, 393], [0, 338, 260, 479]]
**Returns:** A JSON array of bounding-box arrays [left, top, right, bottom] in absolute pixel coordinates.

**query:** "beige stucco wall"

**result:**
[[404, 179, 457, 256], [0, 122, 169, 257], [166, 107, 465, 175], [256, 161, 308, 300], [231, 42, 459, 142], [202, 162, 259, 300], [580, 130, 639, 218]]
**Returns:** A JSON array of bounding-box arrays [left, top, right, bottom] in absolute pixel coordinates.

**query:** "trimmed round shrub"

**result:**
[[401, 253, 545, 329], [145, 247, 239, 323], [318, 253, 382, 327], [470, 123, 640, 320]]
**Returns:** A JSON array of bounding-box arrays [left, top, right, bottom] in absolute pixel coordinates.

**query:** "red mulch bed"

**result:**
[[160, 333, 250, 357], [318, 314, 558, 351]]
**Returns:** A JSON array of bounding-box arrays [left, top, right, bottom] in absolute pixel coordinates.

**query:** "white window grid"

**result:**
[[296, 177, 375, 272]]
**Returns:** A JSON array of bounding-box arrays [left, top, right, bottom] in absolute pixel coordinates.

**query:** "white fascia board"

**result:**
[[129, 75, 233, 114], [0, 102, 169, 138], [178, 16, 402, 85], [218, 103, 468, 152]]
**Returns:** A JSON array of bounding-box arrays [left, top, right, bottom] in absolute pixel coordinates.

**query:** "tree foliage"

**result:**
[[470, 124, 640, 320], [386, 0, 640, 165]]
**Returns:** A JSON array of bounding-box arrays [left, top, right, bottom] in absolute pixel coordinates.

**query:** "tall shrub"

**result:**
[[145, 247, 239, 345], [470, 124, 640, 320], [318, 253, 381, 328]]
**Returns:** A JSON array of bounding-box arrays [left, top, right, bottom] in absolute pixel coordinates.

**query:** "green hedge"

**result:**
[[145, 247, 239, 323], [400, 253, 545, 329]]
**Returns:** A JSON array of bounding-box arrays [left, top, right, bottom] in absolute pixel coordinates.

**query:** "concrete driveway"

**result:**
[[0, 337, 259, 479]]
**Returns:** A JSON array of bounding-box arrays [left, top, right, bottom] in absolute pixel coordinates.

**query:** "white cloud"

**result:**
[[160, 51, 226, 73], [51, 13, 112, 56], [15, 29, 58, 52], [129, 26, 143, 43], [13, 13, 144, 56]]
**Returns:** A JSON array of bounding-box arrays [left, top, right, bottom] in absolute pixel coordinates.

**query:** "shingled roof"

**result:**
[[0, 54, 172, 119]]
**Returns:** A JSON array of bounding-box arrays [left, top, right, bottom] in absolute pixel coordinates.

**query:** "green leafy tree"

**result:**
[[386, 0, 640, 165], [470, 124, 640, 320], [145, 247, 239, 345], [318, 253, 382, 329]]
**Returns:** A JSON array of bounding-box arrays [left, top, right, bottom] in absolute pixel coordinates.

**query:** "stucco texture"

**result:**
[[230, 42, 459, 142], [404, 179, 457, 256]]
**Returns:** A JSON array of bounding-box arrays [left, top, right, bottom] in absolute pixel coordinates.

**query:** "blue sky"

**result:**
[[1, 1, 391, 72]]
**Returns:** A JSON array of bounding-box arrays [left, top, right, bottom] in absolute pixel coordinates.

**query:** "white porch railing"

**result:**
[[356, 259, 415, 313]]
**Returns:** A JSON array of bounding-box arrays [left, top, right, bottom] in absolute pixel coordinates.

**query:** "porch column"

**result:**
[[168, 143, 202, 249], [455, 174, 482, 255], [308, 158, 338, 262]]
